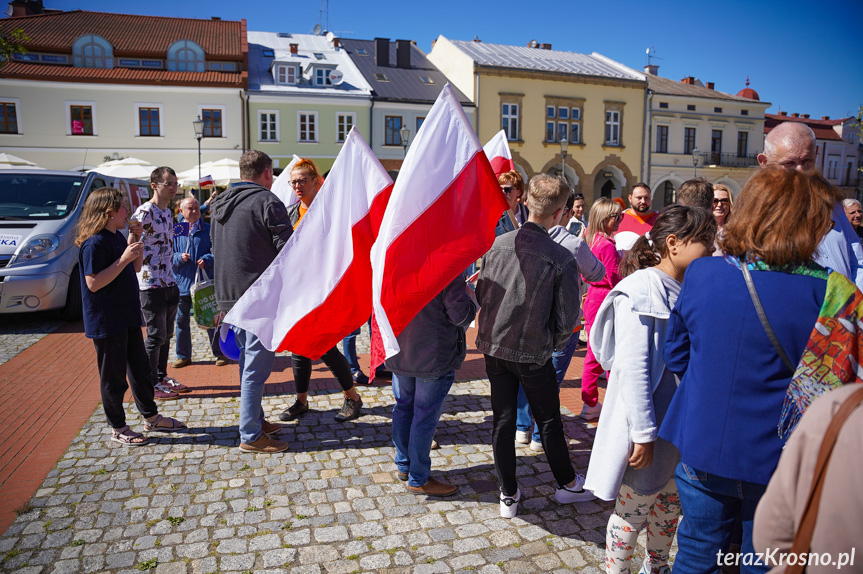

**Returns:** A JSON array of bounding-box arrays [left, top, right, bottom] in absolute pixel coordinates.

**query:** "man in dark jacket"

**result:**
[[210, 150, 293, 453], [476, 174, 594, 519], [386, 273, 477, 496]]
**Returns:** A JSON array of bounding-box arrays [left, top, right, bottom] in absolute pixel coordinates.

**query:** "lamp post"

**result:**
[[400, 126, 410, 160], [559, 136, 569, 184], [691, 145, 699, 178], [192, 116, 204, 184]]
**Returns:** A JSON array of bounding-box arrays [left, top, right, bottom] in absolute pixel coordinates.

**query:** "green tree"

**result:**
[[0, 28, 30, 68]]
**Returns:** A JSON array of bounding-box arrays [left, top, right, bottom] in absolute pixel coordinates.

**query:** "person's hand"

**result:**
[[128, 219, 143, 240], [197, 259, 205, 269], [181, 252, 191, 263], [120, 241, 143, 265], [629, 441, 654, 469]]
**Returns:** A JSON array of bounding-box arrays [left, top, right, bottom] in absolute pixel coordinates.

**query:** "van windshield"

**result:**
[[0, 173, 86, 220]]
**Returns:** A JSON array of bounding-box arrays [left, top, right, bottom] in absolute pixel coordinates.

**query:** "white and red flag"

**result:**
[[483, 129, 515, 178], [370, 84, 509, 370], [270, 155, 302, 208], [225, 128, 393, 359]]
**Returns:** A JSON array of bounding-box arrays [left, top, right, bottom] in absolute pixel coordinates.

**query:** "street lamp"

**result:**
[[559, 136, 569, 184], [400, 126, 411, 159], [192, 115, 205, 183], [691, 145, 700, 178]]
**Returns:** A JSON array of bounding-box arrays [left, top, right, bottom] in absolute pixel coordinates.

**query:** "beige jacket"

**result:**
[[753, 384, 863, 573]]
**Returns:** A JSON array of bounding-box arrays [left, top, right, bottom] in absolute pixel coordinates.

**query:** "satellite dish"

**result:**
[[528, 39, 539, 48], [313, 24, 322, 35], [646, 47, 650, 54], [329, 69, 344, 85]]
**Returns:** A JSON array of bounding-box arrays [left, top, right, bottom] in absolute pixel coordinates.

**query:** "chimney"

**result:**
[[706, 82, 714, 90], [211, 16, 221, 20], [801, 114, 810, 119], [9, 0, 45, 17], [375, 38, 390, 67], [540, 43, 552, 50], [681, 76, 695, 85], [822, 116, 830, 120], [332, 37, 340, 49], [396, 39, 411, 69], [644, 64, 659, 75], [791, 113, 800, 118], [472, 35, 482, 43], [779, 111, 788, 116], [289, 43, 299, 55]]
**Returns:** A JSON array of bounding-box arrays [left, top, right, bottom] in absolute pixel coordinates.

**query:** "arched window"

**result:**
[[167, 40, 205, 72], [72, 35, 114, 69]]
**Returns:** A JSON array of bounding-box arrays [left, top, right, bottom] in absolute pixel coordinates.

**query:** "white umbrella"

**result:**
[[0, 153, 44, 169], [179, 158, 241, 188], [86, 157, 156, 179]]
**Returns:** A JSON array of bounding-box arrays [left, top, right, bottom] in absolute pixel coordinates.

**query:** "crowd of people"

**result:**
[[74, 119, 861, 573]]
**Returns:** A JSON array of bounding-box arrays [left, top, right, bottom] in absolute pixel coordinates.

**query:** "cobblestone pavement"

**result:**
[[0, 322, 673, 574]]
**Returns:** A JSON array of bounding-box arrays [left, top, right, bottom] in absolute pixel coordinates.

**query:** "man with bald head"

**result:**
[[758, 121, 863, 289]]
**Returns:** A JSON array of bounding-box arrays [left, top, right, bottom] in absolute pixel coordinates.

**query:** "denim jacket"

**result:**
[[475, 222, 581, 364]]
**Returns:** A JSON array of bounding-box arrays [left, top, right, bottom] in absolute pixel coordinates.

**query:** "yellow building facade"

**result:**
[[429, 36, 647, 200]]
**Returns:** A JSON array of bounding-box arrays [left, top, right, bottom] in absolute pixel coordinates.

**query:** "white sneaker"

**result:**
[[515, 430, 530, 444], [529, 440, 544, 452], [580, 402, 602, 420], [500, 488, 521, 519], [554, 474, 595, 503]]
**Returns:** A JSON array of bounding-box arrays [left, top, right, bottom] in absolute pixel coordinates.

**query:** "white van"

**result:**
[[0, 170, 150, 320]]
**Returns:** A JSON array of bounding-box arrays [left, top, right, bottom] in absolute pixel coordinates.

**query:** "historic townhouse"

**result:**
[[0, 9, 246, 171], [245, 31, 371, 174], [428, 36, 646, 200]]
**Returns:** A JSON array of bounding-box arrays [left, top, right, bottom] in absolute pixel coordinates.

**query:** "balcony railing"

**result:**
[[697, 152, 759, 168]]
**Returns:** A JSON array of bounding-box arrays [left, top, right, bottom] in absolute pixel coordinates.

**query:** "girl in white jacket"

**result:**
[[583, 205, 716, 574]]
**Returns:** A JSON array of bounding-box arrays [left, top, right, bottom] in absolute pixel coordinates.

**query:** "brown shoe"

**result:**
[[408, 478, 457, 496], [172, 358, 191, 368], [214, 356, 230, 367], [261, 419, 282, 436], [238, 434, 289, 453]]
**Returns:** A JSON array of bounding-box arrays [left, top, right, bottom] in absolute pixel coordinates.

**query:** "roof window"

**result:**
[[374, 73, 389, 82]]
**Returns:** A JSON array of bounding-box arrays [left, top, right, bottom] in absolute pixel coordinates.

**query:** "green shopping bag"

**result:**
[[191, 268, 219, 329]]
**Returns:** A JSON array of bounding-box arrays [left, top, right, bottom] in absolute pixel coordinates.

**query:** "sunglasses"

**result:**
[[713, 198, 730, 205], [608, 213, 623, 222], [501, 186, 513, 194]]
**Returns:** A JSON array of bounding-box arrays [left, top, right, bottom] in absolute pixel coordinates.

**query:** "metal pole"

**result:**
[[197, 136, 202, 183]]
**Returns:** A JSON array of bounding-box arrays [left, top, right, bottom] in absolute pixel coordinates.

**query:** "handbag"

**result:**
[[784, 385, 863, 574], [190, 267, 219, 329]]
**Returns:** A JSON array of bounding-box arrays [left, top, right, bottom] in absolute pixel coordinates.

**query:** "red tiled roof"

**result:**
[[0, 10, 243, 59], [0, 61, 245, 87], [763, 114, 850, 141]]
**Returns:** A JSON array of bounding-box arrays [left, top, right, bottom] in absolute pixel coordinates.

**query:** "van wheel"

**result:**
[[60, 266, 82, 321]]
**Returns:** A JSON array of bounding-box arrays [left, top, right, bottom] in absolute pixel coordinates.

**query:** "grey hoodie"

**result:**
[[209, 182, 292, 312]]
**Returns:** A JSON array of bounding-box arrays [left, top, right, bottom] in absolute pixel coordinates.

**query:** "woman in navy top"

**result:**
[[659, 167, 841, 574]]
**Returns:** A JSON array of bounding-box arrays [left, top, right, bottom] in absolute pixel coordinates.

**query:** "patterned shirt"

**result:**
[[133, 201, 176, 290]]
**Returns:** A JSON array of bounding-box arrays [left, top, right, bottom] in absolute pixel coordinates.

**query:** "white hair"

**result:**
[[179, 195, 199, 208], [842, 198, 861, 210], [763, 122, 816, 158]]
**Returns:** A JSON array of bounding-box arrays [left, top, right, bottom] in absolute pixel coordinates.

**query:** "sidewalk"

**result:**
[[0, 324, 624, 574]]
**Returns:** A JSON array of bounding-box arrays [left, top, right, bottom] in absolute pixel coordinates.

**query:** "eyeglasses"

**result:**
[[290, 178, 308, 188], [154, 181, 178, 189], [608, 213, 623, 222], [501, 186, 513, 194], [713, 198, 730, 205]]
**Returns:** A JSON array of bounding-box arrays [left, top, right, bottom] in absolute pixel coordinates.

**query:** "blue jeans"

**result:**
[[514, 337, 575, 443], [342, 327, 362, 374], [175, 295, 221, 360], [673, 462, 769, 574], [391, 371, 454, 487], [234, 328, 275, 445]]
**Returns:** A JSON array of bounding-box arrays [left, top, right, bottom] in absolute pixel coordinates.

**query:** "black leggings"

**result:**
[[291, 346, 354, 394], [93, 326, 159, 429]]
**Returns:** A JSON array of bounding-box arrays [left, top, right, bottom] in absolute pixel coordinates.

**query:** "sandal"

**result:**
[[144, 414, 187, 432], [111, 426, 150, 446]]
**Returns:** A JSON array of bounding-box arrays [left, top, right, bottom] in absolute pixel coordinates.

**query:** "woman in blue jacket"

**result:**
[[659, 167, 842, 574]]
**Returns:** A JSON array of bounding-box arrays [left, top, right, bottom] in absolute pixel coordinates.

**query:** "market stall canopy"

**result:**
[[0, 153, 44, 169], [178, 158, 241, 187], [86, 157, 156, 179]]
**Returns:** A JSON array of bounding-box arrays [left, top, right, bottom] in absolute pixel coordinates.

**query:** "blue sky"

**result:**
[[39, 0, 863, 120]]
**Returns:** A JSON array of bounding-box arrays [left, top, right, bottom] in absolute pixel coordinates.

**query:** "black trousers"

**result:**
[[291, 346, 354, 395], [93, 326, 158, 429], [140, 285, 180, 384], [485, 354, 576, 496]]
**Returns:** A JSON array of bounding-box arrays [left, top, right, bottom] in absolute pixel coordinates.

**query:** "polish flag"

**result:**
[[483, 129, 515, 178], [370, 84, 509, 369], [270, 155, 302, 208], [225, 128, 393, 358]]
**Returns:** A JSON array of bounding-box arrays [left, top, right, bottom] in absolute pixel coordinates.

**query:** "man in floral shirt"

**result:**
[[131, 167, 188, 400]]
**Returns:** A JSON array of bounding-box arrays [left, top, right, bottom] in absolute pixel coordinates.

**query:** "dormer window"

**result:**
[[275, 63, 298, 85], [314, 53, 325, 60], [262, 49, 275, 58], [72, 35, 114, 69], [167, 40, 205, 72], [315, 67, 332, 86]]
